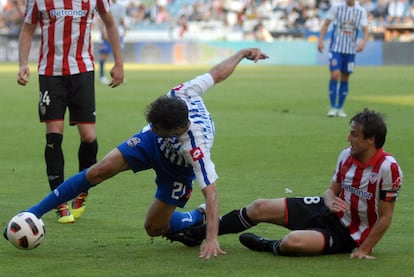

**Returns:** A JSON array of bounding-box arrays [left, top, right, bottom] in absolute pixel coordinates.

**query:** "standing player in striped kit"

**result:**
[[6, 48, 268, 259], [16, 0, 124, 223], [317, 0, 368, 118], [170, 108, 403, 259]]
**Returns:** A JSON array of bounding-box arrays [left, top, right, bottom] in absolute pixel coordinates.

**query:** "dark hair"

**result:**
[[350, 108, 387, 149], [145, 96, 189, 130]]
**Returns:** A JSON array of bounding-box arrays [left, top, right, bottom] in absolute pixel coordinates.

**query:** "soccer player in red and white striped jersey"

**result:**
[[173, 109, 402, 259], [16, 0, 124, 223]]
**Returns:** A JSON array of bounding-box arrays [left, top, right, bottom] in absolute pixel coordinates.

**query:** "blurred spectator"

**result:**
[[256, 0, 274, 20], [304, 9, 322, 32], [254, 21, 274, 41], [0, 3, 6, 33], [197, 1, 213, 21], [374, 15, 388, 32], [287, 1, 307, 33], [361, 0, 378, 15], [273, 0, 293, 14], [155, 5, 172, 24], [177, 14, 188, 38], [372, 0, 389, 18], [222, 0, 248, 28], [177, 3, 194, 21], [0, 0, 397, 41], [2, 0, 24, 35], [210, 0, 225, 21], [408, 4, 414, 22], [189, 1, 208, 21], [387, 0, 409, 24], [317, 0, 331, 18], [127, 2, 149, 22]]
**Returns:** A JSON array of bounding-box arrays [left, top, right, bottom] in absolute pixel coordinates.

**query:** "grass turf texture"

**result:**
[[0, 64, 413, 277]]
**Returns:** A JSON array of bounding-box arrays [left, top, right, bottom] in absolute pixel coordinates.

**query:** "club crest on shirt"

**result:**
[[127, 137, 141, 147], [190, 147, 204, 161], [369, 173, 378, 184]]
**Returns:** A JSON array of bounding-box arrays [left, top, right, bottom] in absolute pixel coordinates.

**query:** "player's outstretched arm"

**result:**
[[209, 48, 268, 84]]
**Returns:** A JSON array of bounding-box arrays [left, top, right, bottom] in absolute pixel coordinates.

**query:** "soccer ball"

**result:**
[[5, 212, 45, 250]]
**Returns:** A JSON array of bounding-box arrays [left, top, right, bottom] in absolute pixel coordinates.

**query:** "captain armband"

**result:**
[[379, 190, 399, 202]]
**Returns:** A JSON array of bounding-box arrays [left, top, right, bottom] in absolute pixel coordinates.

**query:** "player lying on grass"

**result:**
[[167, 109, 403, 259], [4, 48, 269, 259]]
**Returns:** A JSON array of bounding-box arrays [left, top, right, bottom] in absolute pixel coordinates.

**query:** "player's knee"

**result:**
[[85, 163, 106, 184], [247, 198, 269, 219], [144, 222, 167, 237], [331, 71, 341, 80], [281, 232, 303, 250], [80, 134, 97, 143], [280, 231, 322, 254]]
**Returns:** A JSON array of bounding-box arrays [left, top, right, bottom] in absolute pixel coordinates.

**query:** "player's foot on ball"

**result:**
[[56, 203, 75, 224], [164, 228, 203, 247], [69, 192, 88, 219], [239, 233, 279, 253]]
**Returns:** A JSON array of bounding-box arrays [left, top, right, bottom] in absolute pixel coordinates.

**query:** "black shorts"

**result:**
[[38, 72, 96, 125], [285, 197, 356, 254]]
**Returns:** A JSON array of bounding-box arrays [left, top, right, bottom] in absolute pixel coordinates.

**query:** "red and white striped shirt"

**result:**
[[24, 0, 111, 76], [332, 147, 403, 246]]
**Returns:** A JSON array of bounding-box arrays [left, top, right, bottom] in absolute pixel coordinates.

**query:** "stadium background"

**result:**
[[1, 0, 414, 65]]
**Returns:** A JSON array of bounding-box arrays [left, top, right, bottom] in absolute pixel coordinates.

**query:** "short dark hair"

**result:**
[[145, 96, 189, 130], [350, 108, 387, 149]]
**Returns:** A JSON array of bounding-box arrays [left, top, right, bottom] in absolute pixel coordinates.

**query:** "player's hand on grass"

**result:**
[[199, 238, 226, 259], [350, 248, 376, 260]]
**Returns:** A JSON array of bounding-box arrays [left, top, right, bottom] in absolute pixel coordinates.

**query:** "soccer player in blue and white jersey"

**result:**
[[318, 0, 368, 118], [5, 48, 268, 259]]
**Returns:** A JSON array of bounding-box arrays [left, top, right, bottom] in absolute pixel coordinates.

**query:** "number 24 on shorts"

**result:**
[[39, 90, 51, 106]]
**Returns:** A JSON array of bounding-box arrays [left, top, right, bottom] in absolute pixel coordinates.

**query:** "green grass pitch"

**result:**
[[0, 63, 413, 276]]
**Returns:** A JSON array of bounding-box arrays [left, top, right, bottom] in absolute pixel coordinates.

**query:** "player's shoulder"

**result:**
[[170, 73, 214, 98], [339, 146, 352, 157], [381, 152, 401, 167]]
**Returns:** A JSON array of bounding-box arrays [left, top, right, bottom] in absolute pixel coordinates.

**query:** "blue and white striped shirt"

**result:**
[[328, 2, 368, 54], [157, 73, 218, 189]]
